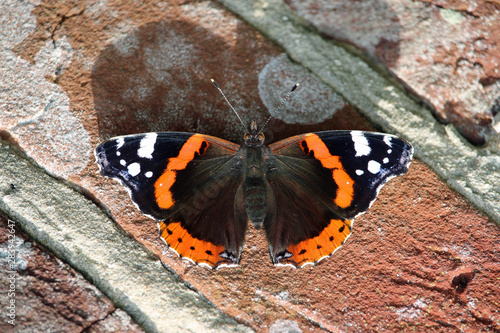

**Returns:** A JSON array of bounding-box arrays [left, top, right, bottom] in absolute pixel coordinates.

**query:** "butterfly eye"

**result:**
[[258, 132, 265, 142], [244, 133, 250, 141]]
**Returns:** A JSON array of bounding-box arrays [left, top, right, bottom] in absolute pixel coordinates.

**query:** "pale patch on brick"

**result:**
[[0, 2, 90, 178]]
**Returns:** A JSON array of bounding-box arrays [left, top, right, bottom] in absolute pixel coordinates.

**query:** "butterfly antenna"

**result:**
[[259, 83, 299, 133], [211, 79, 248, 132]]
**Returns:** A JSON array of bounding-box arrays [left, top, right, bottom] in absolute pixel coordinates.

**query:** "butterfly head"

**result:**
[[211, 79, 299, 148], [244, 120, 265, 147]]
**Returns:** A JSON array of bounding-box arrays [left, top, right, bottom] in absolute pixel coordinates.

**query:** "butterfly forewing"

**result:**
[[269, 130, 413, 218]]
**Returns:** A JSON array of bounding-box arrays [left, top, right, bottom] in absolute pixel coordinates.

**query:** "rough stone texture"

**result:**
[[258, 54, 346, 125], [0, 213, 144, 333], [1, 0, 499, 332], [284, 0, 500, 145], [1, 0, 91, 178]]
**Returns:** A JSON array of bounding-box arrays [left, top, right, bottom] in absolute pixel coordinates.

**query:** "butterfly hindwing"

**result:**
[[266, 130, 413, 267], [95, 132, 247, 268], [263, 159, 354, 267]]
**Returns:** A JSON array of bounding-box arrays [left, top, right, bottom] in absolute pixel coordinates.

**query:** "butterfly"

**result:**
[[95, 81, 413, 269]]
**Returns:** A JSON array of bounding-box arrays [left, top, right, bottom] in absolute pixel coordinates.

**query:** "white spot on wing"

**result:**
[[383, 135, 393, 148], [116, 137, 125, 149], [145, 171, 153, 178], [120, 159, 126, 166], [127, 162, 141, 176], [383, 157, 389, 164], [351, 131, 371, 157], [138, 133, 157, 159], [356, 169, 364, 176], [367, 160, 381, 174], [116, 151, 121, 156]]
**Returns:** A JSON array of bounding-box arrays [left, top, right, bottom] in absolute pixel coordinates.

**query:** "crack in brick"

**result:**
[[431, 319, 458, 329], [420, 2, 481, 19], [50, 5, 86, 43], [80, 308, 115, 332]]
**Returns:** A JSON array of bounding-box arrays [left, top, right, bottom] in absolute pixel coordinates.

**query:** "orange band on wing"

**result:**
[[303, 134, 354, 208], [284, 219, 352, 267], [155, 135, 207, 209], [159, 221, 227, 268]]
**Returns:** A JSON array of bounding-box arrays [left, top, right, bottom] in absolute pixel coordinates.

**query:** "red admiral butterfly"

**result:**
[[95, 81, 413, 268]]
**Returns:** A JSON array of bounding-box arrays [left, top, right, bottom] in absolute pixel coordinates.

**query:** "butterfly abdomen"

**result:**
[[243, 179, 267, 229], [242, 146, 269, 229]]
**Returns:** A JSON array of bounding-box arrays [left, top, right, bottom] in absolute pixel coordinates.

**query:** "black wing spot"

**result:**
[[339, 225, 345, 233], [190, 246, 195, 250], [329, 236, 334, 241], [199, 141, 208, 155], [299, 249, 307, 255], [205, 250, 213, 255], [317, 245, 322, 249], [167, 229, 173, 235], [178, 237, 183, 243], [301, 140, 310, 155]]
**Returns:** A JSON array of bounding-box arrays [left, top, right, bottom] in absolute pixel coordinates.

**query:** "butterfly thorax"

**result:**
[[242, 121, 269, 229]]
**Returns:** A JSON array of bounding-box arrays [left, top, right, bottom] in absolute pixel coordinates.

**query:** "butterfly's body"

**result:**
[[241, 125, 269, 230], [96, 121, 413, 268]]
